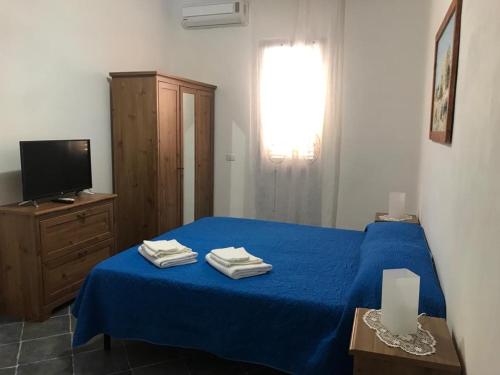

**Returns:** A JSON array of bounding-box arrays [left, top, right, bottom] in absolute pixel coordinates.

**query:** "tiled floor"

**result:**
[[0, 305, 285, 375]]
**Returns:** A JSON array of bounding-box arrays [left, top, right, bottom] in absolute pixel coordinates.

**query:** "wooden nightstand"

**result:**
[[349, 308, 461, 375], [375, 212, 420, 224]]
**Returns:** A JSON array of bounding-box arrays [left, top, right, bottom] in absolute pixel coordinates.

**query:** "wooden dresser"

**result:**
[[0, 193, 116, 321]]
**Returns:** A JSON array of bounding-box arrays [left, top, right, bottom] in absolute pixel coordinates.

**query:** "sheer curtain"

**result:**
[[247, 0, 345, 226]]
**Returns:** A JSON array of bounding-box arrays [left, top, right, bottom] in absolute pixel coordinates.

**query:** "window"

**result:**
[[259, 42, 326, 161]]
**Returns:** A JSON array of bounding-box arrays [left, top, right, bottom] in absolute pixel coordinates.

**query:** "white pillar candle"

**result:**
[[381, 268, 420, 336], [388, 192, 406, 219]]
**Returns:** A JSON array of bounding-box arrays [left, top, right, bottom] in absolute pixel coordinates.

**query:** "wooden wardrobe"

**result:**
[[110, 71, 216, 251]]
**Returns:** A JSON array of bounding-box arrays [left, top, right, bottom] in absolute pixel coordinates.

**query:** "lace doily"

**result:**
[[379, 214, 413, 222], [362, 309, 436, 356]]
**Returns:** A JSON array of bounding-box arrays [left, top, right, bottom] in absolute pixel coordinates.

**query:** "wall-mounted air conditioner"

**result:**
[[182, 1, 249, 29]]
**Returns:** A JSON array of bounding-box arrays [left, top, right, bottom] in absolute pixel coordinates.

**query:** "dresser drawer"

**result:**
[[39, 203, 114, 259], [43, 239, 112, 304]]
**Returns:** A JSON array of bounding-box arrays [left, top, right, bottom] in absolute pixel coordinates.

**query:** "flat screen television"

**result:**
[[20, 140, 92, 201]]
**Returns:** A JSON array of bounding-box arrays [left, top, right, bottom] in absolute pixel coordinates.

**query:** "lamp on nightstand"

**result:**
[[381, 268, 420, 336], [388, 192, 406, 219]]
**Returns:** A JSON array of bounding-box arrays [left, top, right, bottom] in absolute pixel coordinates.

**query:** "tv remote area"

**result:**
[[52, 197, 75, 204]]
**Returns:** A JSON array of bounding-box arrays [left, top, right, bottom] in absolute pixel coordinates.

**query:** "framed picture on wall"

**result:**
[[429, 0, 462, 144]]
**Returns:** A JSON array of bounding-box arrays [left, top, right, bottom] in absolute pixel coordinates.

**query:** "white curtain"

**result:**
[[247, 0, 345, 226]]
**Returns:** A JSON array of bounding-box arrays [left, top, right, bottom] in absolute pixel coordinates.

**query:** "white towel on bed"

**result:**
[[206, 253, 272, 279], [210, 251, 263, 268], [210, 246, 252, 262], [143, 239, 191, 256], [138, 245, 197, 269]]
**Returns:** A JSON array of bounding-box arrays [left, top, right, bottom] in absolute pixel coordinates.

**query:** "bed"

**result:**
[[72, 217, 446, 375]]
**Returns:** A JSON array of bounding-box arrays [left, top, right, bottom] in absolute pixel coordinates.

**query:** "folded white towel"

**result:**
[[143, 239, 191, 255], [206, 253, 272, 280], [141, 245, 189, 259], [210, 252, 263, 268], [210, 247, 252, 262], [138, 245, 197, 269]]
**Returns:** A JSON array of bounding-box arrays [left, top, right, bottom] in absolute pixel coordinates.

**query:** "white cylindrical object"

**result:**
[[381, 268, 420, 336], [388, 192, 406, 219]]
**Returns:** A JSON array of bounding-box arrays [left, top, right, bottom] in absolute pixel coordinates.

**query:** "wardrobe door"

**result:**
[[111, 76, 158, 251], [195, 90, 214, 219], [157, 81, 181, 232]]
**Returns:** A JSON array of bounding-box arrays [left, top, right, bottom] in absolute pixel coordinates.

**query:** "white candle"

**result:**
[[381, 268, 420, 336], [388, 192, 406, 219]]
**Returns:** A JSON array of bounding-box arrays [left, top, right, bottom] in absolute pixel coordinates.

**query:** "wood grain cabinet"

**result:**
[[110, 71, 216, 251], [0, 194, 116, 321], [349, 308, 461, 375]]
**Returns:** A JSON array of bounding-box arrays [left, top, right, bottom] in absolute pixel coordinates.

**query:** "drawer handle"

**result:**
[[62, 273, 68, 279], [77, 250, 88, 258], [76, 212, 87, 220]]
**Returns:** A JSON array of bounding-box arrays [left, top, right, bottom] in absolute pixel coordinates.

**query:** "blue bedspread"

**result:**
[[72, 218, 445, 374]]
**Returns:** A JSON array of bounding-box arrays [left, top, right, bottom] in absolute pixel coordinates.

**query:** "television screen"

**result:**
[[20, 140, 92, 201]]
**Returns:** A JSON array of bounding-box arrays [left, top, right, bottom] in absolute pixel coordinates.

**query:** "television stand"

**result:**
[[18, 200, 39, 208], [0, 193, 117, 321], [52, 197, 75, 204]]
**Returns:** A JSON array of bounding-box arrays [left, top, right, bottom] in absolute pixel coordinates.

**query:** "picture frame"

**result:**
[[429, 0, 462, 144]]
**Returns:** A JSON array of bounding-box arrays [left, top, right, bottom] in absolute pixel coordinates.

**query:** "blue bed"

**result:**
[[72, 217, 446, 375]]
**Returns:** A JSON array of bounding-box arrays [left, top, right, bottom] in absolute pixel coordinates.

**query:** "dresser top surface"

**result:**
[[0, 193, 116, 217]]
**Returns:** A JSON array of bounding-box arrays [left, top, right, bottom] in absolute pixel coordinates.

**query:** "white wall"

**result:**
[[162, 0, 299, 218], [336, 0, 431, 230], [0, 0, 297, 218], [162, 0, 252, 217], [0, 0, 172, 204], [166, 0, 431, 226], [418, 1, 500, 374], [0, 0, 430, 229]]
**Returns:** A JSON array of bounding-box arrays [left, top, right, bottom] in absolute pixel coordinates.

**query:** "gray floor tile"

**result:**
[[22, 316, 70, 340], [0, 312, 284, 375], [70, 315, 77, 332], [0, 322, 22, 344], [174, 347, 192, 360], [0, 342, 19, 368], [244, 365, 286, 375], [73, 334, 122, 354], [0, 367, 16, 375], [51, 305, 70, 318], [0, 315, 21, 326], [73, 346, 129, 375], [185, 350, 246, 375], [132, 360, 190, 375], [19, 333, 72, 364], [124, 340, 180, 368], [17, 357, 73, 375]]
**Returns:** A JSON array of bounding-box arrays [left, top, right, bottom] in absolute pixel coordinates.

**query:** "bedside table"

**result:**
[[349, 308, 461, 375], [375, 212, 420, 224]]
